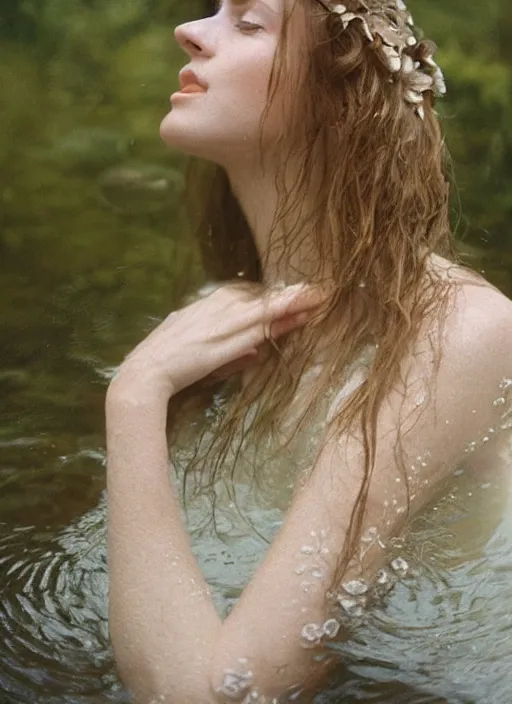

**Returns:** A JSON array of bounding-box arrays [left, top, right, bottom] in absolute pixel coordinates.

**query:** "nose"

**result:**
[[174, 21, 211, 58]]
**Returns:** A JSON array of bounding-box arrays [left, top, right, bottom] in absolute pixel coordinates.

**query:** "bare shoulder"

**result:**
[[429, 255, 512, 356]]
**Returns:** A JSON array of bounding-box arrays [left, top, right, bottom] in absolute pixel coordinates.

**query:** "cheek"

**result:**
[[229, 52, 274, 115]]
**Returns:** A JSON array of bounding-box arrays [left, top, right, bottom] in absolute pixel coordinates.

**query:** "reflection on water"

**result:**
[[1, 427, 512, 703]]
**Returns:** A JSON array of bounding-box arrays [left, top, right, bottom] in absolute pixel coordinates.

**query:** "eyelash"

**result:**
[[235, 20, 263, 33]]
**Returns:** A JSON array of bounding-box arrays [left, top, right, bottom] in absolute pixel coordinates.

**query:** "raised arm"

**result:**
[[106, 282, 512, 703]]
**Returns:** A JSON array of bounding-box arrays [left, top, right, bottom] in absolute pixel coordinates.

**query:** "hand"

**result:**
[[109, 282, 324, 402]]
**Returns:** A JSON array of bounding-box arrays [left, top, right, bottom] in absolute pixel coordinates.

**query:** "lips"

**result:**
[[179, 83, 207, 94], [178, 69, 208, 93]]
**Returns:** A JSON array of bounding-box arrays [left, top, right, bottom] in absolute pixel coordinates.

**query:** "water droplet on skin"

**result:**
[[494, 397, 506, 407], [216, 669, 253, 697], [454, 468, 464, 476], [343, 579, 368, 596], [481, 483, 491, 490], [312, 569, 324, 579], [320, 547, 330, 555], [395, 477, 401, 483], [300, 545, 314, 555], [295, 565, 306, 575], [301, 622, 323, 644], [322, 618, 341, 638]]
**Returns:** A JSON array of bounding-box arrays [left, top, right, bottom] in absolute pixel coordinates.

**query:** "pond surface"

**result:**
[[1, 0, 512, 702]]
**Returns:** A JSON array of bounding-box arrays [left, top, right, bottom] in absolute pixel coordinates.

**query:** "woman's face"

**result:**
[[160, 0, 289, 166]]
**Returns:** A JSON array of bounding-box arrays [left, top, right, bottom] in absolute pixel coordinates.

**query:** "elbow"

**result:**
[[114, 653, 214, 704]]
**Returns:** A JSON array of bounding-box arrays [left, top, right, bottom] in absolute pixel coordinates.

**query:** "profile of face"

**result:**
[[160, 0, 291, 168]]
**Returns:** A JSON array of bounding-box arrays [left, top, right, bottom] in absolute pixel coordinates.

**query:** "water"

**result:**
[[1, 0, 512, 701]]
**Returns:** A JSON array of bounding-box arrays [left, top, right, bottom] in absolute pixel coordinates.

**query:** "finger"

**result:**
[[265, 283, 326, 320], [270, 310, 314, 339]]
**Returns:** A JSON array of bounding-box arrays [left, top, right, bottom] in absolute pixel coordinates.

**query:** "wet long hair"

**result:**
[[171, 0, 458, 592]]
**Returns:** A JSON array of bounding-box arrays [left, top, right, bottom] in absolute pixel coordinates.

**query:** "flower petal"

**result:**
[[382, 45, 402, 73]]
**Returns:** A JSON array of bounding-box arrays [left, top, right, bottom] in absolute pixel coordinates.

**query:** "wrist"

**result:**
[[106, 372, 174, 413]]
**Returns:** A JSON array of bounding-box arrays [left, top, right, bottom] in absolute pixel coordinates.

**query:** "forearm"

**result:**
[[106, 384, 222, 703]]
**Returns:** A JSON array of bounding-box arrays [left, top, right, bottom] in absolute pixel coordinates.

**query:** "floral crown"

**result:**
[[317, 0, 446, 119]]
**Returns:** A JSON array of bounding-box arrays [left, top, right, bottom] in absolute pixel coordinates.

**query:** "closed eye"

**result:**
[[235, 20, 263, 33]]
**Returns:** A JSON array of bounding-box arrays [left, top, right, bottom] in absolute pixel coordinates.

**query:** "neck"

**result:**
[[225, 155, 323, 287]]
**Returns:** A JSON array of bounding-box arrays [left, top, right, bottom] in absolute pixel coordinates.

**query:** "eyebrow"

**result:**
[[216, 0, 277, 11]]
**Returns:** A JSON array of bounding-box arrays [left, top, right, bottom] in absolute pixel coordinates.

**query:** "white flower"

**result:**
[[433, 67, 447, 95], [404, 89, 423, 104], [382, 45, 402, 73]]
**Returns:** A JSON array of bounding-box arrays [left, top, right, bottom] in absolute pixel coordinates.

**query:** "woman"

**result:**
[[105, 0, 512, 702]]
